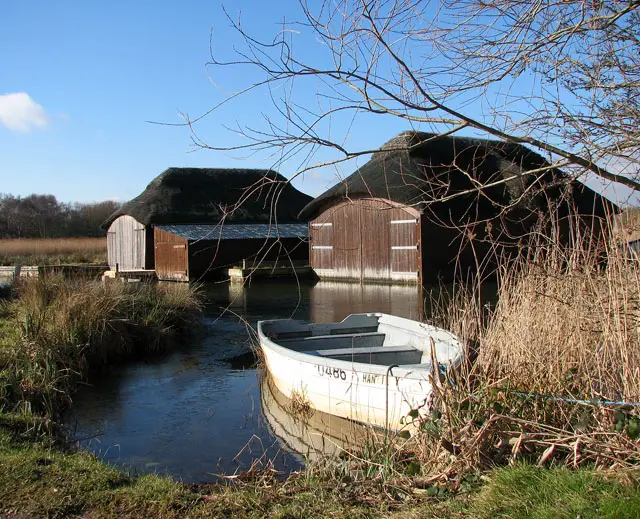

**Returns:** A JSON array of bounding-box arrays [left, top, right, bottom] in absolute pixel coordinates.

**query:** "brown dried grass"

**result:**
[[404, 218, 640, 481], [0, 275, 203, 417], [479, 240, 640, 404], [0, 237, 106, 265]]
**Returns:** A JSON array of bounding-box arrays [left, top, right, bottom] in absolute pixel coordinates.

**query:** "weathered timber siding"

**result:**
[[154, 227, 189, 281], [309, 199, 420, 283], [333, 202, 362, 279], [107, 215, 149, 271], [360, 200, 390, 280], [389, 210, 419, 279], [310, 214, 333, 270]]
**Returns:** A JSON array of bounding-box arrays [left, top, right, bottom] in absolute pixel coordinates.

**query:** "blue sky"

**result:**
[[0, 0, 372, 202], [0, 1, 634, 205]]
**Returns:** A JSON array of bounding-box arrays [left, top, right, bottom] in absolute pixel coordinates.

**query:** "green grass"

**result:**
[[0, 429, 394, 518], [0, 428, 196, 518], [471, 463, 640, 519], [4, 425, 638, 519]]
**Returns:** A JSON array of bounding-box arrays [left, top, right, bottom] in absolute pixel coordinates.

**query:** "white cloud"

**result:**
[[0, 92, 49, 133]]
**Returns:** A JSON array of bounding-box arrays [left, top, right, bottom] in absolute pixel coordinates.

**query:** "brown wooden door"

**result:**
[[154, 228, 189, 281], [333, 203, 362, 279], [360, 200, 391, 280], [389, 209, 419, 277]]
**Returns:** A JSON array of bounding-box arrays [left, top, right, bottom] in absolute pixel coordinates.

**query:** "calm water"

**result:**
[[64, 280, 421, 483]]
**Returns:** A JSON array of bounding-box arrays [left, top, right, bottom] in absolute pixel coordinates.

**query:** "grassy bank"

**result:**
[[0, 237, 107, 266], [0, 275, 203, 421], [2, 427, 639, 518]]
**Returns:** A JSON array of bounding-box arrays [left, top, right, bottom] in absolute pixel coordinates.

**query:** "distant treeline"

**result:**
[[0, 194, 120, 239]]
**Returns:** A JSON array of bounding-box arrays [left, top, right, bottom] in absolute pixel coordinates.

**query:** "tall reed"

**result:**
[[0, 275, 203, 419], [403, 213, 640, 478], [479, 238, 640, 404]]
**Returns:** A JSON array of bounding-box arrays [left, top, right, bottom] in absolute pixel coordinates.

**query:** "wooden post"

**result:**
[[13, 264, 21, 280]]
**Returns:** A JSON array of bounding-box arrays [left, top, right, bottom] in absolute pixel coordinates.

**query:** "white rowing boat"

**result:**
[[257, 313, 463, 431]]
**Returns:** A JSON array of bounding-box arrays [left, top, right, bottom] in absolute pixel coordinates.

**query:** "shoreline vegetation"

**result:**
[[2, 224, 640, 517], [0, 275, 203, 421]]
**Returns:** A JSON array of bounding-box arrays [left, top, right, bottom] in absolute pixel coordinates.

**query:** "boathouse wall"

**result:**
[[309, 199, 421, 283], [154, 224, 309, 282]]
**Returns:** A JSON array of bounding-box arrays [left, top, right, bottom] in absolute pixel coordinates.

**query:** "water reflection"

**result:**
[[65, 279, 422, 482], [310, 281, 421, 322], [260, 376, 381, 462]]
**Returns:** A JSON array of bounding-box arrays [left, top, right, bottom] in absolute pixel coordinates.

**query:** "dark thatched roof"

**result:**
[[299, 131, 616, 220], [103, 168, 313, 229]]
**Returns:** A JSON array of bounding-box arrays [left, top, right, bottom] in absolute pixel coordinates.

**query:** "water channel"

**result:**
[[64, 280, 422, 483]]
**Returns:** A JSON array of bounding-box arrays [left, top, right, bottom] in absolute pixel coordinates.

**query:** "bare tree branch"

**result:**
[[193, 0, 640, 194]]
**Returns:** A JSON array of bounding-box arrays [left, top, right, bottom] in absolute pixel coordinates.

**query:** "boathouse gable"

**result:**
[[106, 215, 154, 271]]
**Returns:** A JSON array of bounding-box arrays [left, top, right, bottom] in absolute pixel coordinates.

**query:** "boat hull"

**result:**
[[260, 337, 434, 431]]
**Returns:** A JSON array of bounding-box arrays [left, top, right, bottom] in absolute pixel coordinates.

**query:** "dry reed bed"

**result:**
[[0, 275, 203, 419], [0, 238, 107, 265], [406, 231, 640, 481], [479, 246, 640, 401]]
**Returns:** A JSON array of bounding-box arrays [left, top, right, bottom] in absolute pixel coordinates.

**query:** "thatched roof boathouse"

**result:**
[[300, 131, 616, 284], [103, 168, 312, 281]]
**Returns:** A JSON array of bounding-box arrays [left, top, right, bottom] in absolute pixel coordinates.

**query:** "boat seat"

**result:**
[[271, 326, 379, 341], [313, 345, 419, 357], [278, 332, 387, 352], [278, 331, 384, 343], [271, 330, 312, 340], [328, 326, 379, 335]]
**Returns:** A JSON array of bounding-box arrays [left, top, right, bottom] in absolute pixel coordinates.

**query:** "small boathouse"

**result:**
[[103, 168, 312, 281]]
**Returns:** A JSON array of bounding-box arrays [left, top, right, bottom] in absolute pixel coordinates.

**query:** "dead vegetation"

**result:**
[[0, 275, 203, 419], [0, 238, 107, 266], [393, 217, 640, 486]]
